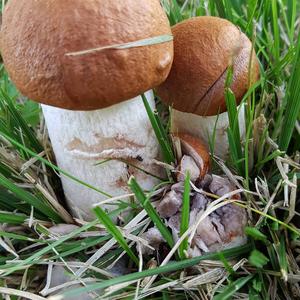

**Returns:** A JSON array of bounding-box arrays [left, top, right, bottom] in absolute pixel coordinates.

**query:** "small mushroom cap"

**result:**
[[175, 133, 210, 179], [1, 0, 173, 110], [157, 16, 260, 116]]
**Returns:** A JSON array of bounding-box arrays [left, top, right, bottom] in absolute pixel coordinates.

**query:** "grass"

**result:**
[[0, 0, 299, 299], [128, 177, 175, 249], [142, 94, 175, 165], [179, 171, 191, 259]]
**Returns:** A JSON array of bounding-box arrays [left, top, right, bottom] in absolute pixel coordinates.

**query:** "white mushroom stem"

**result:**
[[171, 105, 246, 159], [42, 91, 163, 220]]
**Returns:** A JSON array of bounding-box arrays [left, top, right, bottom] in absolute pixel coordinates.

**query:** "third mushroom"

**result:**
[[141, 133, 248, 257]]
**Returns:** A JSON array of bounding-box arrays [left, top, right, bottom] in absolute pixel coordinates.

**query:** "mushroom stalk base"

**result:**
[[42, 91, 162, 220], [171, 106, 245, 159]]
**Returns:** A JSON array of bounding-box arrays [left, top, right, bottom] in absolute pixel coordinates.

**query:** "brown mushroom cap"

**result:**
[[1, 0, 173, 110], [156, 16, 260, 116]]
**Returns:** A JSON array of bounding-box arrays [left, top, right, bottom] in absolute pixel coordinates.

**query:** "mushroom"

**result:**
[[157, 16, 260, 158], [157, 190, 182, 218], [174, 133, 210, 181], [1, 0, 174, 220], [46, 265, 93, 300], [140, 227, 165, 255], [166, 187, 247, 257], [153, 134, 247, 257]]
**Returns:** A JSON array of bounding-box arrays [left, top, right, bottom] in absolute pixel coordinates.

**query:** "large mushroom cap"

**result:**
[[1, 0, 173, 110], [156, 16, 260, 116]]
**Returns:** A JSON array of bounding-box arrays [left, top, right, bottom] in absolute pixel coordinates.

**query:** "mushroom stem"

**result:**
[[42, 91, 162, 220], [171, 105, 245, 159]]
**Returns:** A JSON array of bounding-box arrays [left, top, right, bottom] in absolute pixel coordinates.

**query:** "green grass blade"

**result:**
[[229, 0, 244, 15], [0, 90, 42, 154], [278, 33, 300, 151], [128, 176, 174, 249], [214, 275, 254, 300], [211, 0, 226, 18], [208, 113, 220, 159], [277, 235, 288, 281], [93, 206, 139, 266], [168, 0, 183, 25], [195, 0, 206, 16], [0, 131, 112, 198], [0, 173, 62, 223], [225, 88, 244, 175], [224, 66, 244, 175], [224, 0, 234, 21], [255, 149, 284, 169], [50, 236, 110, 260], [286, 0, 297, 43], [142, 94, 175, 165], [245, 227, 268, 243], [2, 220, 98, 275], [249, 249, 269, 268], [0, 231, 43, 243], [218, 252, 235, 275], [179, 171, 190, 259], [0, 211, 27, 224], [245, 0, 259, 35], [225, 89, 243, 157], [0, 187, 48, 220], [61, 244, 251, 297], [271, 0, 280, 65], [227, 128, 244, 175]]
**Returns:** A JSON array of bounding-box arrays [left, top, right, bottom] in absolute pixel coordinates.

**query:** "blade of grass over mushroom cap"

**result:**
[[179, 171, 190, 259], [93, 206, 139, 266], [56, 243, 251, 298], [128, 176, 174, 249], [142, 94, 175, 165], [66, 35, 173, 56]]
